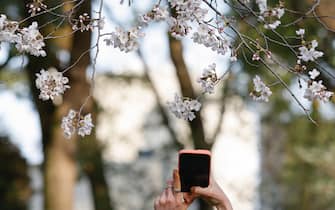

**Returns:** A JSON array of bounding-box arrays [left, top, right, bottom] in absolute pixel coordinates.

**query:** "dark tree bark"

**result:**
[[62, 0, 114, 209], [23, 0, 113, 209], [168, 35, 211, 150]]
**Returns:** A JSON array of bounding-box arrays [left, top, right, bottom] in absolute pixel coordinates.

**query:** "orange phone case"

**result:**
[[178, 149, 211, 191], [178, 149, 211, 156]]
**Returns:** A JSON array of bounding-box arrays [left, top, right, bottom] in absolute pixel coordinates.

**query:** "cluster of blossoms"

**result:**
[[105, 4, 168, 52], [61, 110, 94, 139], [167, 94, 201, 121], [35, 68, 70, 101], [104, 27, 144, 52], [0, 15, 18, 44], [26, 0, 47, 16], [256, 0, 285, 29], [71, 13, 105, 32], [0, 14, 46, 57], [35, 67, 95, 137], [107, 0, 234, 59], [304, 69, 334, 102], [250, 75, 272, 102], [192, 24, 230, 55], [168, 63, 228, 120], [197, 63, 218, 94], [168, 0, 207, 37], [16, 22, 46, 56], [293, 29, 333, 102], [104, 4, 168, 52], [138, 5, 169, 26]]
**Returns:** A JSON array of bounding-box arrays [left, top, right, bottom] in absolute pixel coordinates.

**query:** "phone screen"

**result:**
[[179, 153, 210, 192]]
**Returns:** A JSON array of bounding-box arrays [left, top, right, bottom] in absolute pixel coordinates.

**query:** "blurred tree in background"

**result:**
[[234, 0, 335, 210], [0, 0, 112, 210], [0, 135, 31, 210]]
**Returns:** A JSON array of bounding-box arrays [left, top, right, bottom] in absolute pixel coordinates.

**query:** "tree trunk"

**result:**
[[25, 0, 113, 209], [79, 127, 114, 210], [70, 1, 114, 210], [167, 35, 211, 150]]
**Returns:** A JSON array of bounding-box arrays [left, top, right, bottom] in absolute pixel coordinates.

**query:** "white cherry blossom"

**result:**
[[61, 109, 77, 139], [61, 109, 94, 139], [274, 8, 285, 19], [298, 40, 323, 62], [296, 28, 305, 36], [0, 15, 19, 44], [169, 0, 207, 22], [35, 68, 70, 101], [250, 75, 272, 102], [104, 27, 144, 52], [168, 17, 191, 38], [78, 114, 94, 137], [167, 94, 201, 121], [304, 80, 334, 102], [257, 1, 284, 30], [168, 0, 207, 38], [197, 63, 218, 94], [264, 20, 281, 30], [16, 21, 46, 57], [138, 5, 169, 26], [308, 68, 320, 80], [192, 24, 230, 55]]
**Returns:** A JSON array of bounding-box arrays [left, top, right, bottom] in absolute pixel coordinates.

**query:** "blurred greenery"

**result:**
[[233, 0, 335, 209]]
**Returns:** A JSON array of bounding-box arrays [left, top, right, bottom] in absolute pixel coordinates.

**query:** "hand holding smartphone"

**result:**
[[178, 149, 211, 192]]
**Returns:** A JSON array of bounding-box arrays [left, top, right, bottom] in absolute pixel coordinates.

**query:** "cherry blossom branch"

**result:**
[[229, 25, 317, 124], [19, 0, 80, 25], [78, 0, 104, 116], [62, 45, 97, 73], [5, 0, 334, 139]]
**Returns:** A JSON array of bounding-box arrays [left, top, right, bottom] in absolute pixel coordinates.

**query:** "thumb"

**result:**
[[191, 186, 209, 196]]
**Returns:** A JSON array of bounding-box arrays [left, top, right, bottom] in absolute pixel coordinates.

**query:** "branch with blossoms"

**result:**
[[1, 0, 334, 139]]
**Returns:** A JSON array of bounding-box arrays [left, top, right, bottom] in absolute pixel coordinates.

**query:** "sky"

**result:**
[[0, 89, 42, 163]]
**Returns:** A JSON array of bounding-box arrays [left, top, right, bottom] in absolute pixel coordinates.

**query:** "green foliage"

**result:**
[[230, 1, 335, 209], [281, 116, 335, 210]]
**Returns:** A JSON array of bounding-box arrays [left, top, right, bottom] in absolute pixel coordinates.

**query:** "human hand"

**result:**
[[154, 169, 195, 210], [191, 177, 233, 210]]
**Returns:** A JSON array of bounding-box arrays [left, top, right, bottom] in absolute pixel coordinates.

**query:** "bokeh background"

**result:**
[[1, 0, 335, 210]]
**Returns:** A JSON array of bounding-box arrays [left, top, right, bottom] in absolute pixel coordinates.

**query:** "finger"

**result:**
[[154, 198, 160, 209], [191, 186, 209, 197], [166, 180, 173, 188], [183, 192, 197, 204], [166, 183, 175, 204], [173, 169, 181, 191], [173, 169, 185, 204], [159, 189, 168, 205]]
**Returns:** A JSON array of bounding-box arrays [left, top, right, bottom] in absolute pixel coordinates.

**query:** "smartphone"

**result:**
[[178, 149, 211, 192]]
